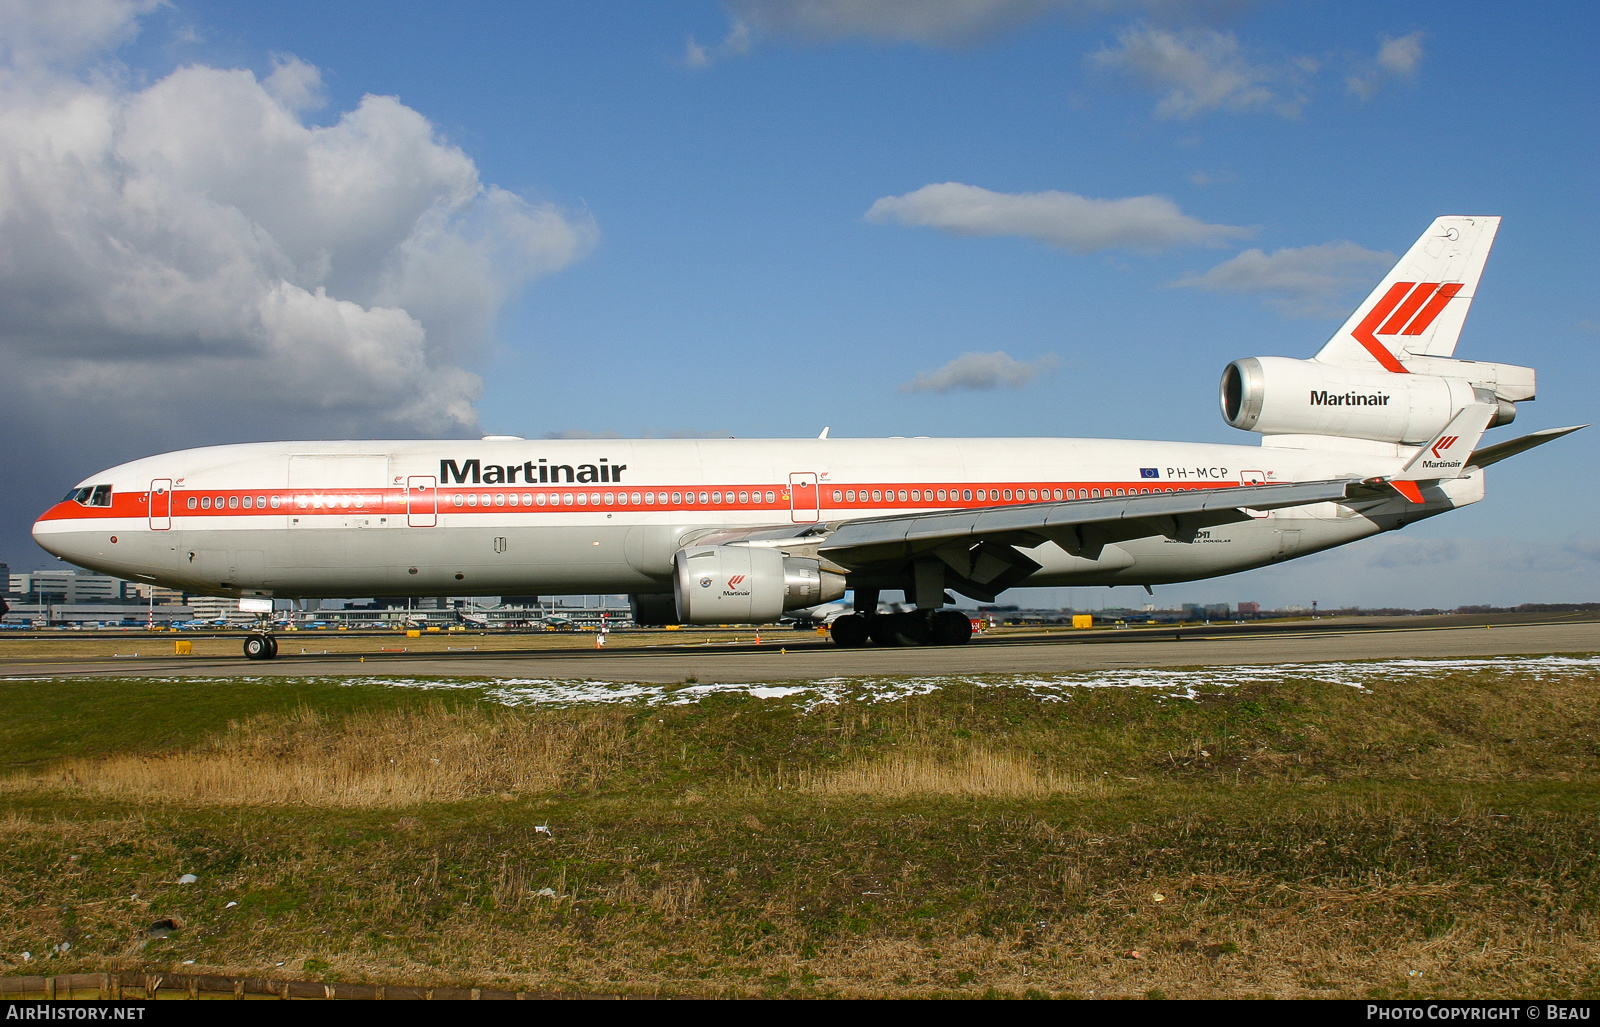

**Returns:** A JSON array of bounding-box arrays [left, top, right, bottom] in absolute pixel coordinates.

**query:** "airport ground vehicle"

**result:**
[[32, 217, 1582, 655]]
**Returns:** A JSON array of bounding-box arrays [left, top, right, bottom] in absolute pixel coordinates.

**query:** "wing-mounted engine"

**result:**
[[672, 545, 846, 624], [1220, 356, 1528, 445]]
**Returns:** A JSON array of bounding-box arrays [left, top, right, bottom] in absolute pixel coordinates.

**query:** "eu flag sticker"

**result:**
[[1140, 468, 1160, 479]]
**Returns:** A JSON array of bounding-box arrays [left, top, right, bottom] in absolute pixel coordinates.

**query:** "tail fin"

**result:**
[[1315, 216, 1500, 371]]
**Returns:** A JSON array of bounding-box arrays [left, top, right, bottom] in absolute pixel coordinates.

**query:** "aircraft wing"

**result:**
[[811, 479, 1361, 600]]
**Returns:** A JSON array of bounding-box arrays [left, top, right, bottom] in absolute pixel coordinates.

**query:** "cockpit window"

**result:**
[[66, 485, 113, 507]]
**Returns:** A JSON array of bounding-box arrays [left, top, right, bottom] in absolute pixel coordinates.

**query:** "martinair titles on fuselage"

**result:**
[[441, 457, 629, 485]]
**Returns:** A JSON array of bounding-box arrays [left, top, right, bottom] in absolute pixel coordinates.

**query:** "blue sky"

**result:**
[[2, 1, 1595, 608]]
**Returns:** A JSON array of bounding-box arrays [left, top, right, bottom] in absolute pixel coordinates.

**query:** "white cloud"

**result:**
[[684, 17, 754, 69], [901, 351, 1059, 393], [725, 0, 1078, 46], [1348, 31, 1424, 100], [1377, 32, 1424, 76], [1090, 22, 1311, 119], [0, 0, 157, 69], [1365, 538, 1458, 569], [263, 54, 325, 112], [1171, 241, 1394, 317], [0, 4, 596, 558], [865, 182, 1250, 253]]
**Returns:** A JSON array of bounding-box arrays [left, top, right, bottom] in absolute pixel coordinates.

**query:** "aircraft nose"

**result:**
[[32, 496, 87, 563]]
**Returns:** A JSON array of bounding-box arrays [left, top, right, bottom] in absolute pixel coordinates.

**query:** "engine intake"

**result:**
[[672, 545, 846, 625]]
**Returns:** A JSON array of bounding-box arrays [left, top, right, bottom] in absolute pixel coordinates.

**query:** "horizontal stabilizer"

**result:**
[[1467, 424, 1589, 469], [1393, 402, 1497, 482]]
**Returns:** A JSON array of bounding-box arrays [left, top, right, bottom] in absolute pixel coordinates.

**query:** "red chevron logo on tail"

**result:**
[[1351, 281, 1464, 373], [1431, 435, 1460, 458]]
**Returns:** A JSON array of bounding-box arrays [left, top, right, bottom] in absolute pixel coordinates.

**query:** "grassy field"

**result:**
[[1, 661, 1597, 998]]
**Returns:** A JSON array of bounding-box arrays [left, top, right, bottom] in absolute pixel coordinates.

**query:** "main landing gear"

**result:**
[[243, 633, 278, 660], [828, 586, 974, 648], [243, 610, 279, 660]]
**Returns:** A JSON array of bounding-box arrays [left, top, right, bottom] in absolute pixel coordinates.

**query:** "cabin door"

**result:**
[[149, 479, 172, 531], [788, 472, 819, 523], [407, 476, 438, 527]]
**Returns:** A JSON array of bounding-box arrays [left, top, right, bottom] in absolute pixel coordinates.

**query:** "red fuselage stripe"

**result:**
[[37, 480, 1247, 524]]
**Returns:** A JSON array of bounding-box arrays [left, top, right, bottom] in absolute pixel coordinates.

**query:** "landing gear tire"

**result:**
[[931, 610, 973, 646], [243, 633, 277, 660], [868, 616, 903, 647], [891, 611, 932, 646], [829, 614, 869, 648]]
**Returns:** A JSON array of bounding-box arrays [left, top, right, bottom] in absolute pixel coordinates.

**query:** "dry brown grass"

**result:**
[[800, 747, 1116, 798], [1, 702, 635, 806]]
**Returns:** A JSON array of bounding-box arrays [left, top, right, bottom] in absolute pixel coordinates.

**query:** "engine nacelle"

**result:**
[[1220, 356, 1499, 445], [673, 545, 846, 625]]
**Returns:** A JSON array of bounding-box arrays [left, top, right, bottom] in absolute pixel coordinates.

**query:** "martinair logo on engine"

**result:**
[[723, 575, 751, 598], [1309, 390, 1392, 407]]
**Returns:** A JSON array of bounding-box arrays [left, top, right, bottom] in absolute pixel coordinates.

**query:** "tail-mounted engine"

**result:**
[[1220, 356, 1530, 445], [672, 545, 846, 624]]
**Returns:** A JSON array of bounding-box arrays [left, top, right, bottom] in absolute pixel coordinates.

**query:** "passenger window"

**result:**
[[187, 497, 197, 510], [766, 491, 775, 503], [508, 494, 519, 507], [1091, 489, 1100, 498], [563, 493, 574, 505], [537, 493, 548, 506], [201, 496, 211, 509], [845, 490, 855, 502], [453, 494, 464, 507], [962, 489, 972, 501], [712, 492, 722, 504], [1053, 489, 1062, 500], [631, 492, 641, 504], [1116, 489, 1125, 496], [1029, 489, 1038, 501], [242, 496, 252, 509], [937, 489, 947, 502], [228, 496, 239, 509], [672, 492, 682, 504], [739, 491, 748, 504]]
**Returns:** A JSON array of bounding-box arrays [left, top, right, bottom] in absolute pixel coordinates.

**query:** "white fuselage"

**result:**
[[32, 435, 1479, 600]]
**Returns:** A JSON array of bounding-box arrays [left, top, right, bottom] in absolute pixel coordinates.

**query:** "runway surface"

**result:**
[[5, 616, 1597, 683]]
